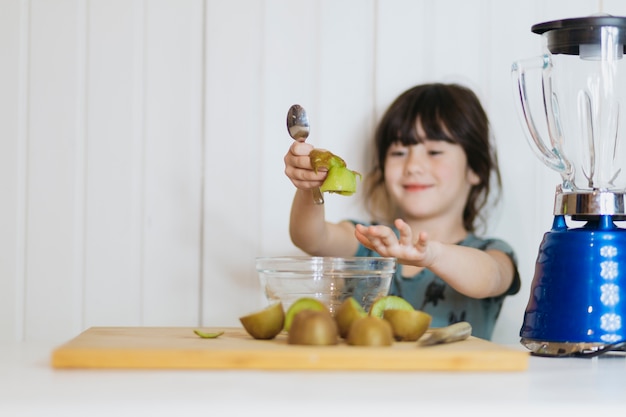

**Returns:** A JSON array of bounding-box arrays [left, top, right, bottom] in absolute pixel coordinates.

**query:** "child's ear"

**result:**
[[467, 169, 481, 186]]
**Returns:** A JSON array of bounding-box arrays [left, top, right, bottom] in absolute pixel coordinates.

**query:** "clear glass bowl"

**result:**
[[255, 256, 396, 315]]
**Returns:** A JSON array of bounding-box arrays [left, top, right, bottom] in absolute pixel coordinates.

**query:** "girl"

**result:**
[[283, 83, 520, 340]]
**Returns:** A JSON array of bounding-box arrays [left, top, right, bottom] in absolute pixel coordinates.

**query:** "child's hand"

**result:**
[[284, 142, 328, 190], [354, 219, 436, 267]]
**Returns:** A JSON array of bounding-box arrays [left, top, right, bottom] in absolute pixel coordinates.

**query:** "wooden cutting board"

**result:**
[[51, 327, 529, 371]]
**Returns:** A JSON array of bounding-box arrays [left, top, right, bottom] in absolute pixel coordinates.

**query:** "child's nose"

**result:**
[[405, 147, 428, 174]]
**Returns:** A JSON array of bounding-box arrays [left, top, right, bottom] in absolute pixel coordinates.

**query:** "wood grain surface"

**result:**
[[51, 327, 529, 371]]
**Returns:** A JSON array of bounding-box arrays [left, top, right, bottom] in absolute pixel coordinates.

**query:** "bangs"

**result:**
[[381, 88, 460, 148]]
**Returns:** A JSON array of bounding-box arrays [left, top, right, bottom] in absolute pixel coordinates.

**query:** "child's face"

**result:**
[[383, 123, 480, 223]]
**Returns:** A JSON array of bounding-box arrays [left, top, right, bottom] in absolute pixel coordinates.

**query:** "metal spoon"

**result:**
[[419, 322, 472, 346], [286, 104, 324, 205]]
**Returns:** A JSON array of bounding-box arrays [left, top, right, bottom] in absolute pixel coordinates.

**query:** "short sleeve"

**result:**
[[480, 238, 521, 296]]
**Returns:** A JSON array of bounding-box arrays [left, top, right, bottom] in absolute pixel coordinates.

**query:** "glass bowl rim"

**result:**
[[255, 256, 397, 271]]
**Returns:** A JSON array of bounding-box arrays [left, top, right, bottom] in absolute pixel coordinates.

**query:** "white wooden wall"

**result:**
[[2, 0, 624, 345]]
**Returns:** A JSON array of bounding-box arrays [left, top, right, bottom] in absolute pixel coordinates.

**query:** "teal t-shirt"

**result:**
[[352, 222, 521, 340]]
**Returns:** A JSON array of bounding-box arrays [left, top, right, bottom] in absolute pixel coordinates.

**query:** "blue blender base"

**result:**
[[521, 215, 626, 355]]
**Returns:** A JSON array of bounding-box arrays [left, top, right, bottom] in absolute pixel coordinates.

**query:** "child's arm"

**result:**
[[354, 219, 515, 298], [285, 142, 358, 257]]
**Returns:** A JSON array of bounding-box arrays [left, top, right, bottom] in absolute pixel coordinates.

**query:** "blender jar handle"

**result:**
[[511, 55, 567, 174]]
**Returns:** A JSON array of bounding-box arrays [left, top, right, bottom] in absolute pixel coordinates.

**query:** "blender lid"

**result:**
[[531, 15, 626, 55]]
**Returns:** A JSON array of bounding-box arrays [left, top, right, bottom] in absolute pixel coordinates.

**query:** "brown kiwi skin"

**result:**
[[239, 302, 285, 340], [287, 310, 339, 346], [382, 309, 432, 342], [283, 297, 328, 332], [346, 316, 394, 347], [334, 297, 367, 339]]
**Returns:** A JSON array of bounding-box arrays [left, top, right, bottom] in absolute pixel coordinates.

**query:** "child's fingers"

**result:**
[[394, 219, 413, 247], [290, 141, 314, 156], [355, 225, 396, 254]]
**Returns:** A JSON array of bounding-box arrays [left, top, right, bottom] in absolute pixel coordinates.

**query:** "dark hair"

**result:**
[[362, 83, 501, 232]]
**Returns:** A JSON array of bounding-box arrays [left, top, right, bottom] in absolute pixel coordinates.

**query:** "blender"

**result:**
[[512, 15, 626, 356]]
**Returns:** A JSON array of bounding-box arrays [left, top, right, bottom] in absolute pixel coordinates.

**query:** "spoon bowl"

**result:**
[[286, 105, 310, 142]]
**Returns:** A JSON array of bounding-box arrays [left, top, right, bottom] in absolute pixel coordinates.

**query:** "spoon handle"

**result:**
[[311, 188, 324, 204], [419, 322, 472, 346]]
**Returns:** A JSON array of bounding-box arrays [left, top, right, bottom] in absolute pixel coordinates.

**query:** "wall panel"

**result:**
[[83, 0, 144, 328], [0, 0, 25, 342], [142, 0, 204, 325], [202, 0, 266, 325], [374, 0, 429, 112], [316, 0, 376, 225], [24, 0, 84, 342], [259, 0, 320, 261], [487, 0, 546, 342]]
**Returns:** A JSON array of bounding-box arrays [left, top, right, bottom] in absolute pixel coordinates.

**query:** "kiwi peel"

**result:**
[[309, 149, 361, 196]]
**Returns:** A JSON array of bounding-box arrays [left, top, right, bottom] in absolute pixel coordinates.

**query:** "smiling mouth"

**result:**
[[403, 184, 432, 192]]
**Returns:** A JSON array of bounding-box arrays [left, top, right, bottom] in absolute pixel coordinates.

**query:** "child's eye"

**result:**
[[388, 146, 408, 157], [425, 142, 446, 156]]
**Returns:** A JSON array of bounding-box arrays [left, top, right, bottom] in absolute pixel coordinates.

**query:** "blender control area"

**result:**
[[513, 15, 626, 357]]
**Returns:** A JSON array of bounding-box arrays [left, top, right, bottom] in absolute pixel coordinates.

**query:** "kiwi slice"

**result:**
[[239, 302, 285, 340], [193, 330, 225, 339], [382, 309, 432, 341]]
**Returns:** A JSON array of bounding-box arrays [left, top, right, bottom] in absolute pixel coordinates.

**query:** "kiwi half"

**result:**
[[346, 316, 394, 347], [383, 309, 432, 341], [239, 302, 285, 340], [369, 295, 414, 318], [334, 297, 367, 338], [287, 310, 339, 346], [283, 297, 328, 332]]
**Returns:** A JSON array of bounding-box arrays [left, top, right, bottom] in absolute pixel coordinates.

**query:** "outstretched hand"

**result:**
[[284, 142, 327, 191], [354, 219, 437, 267]]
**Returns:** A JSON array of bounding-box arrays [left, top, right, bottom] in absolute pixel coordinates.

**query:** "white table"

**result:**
[[3, 340, 626, 416]]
